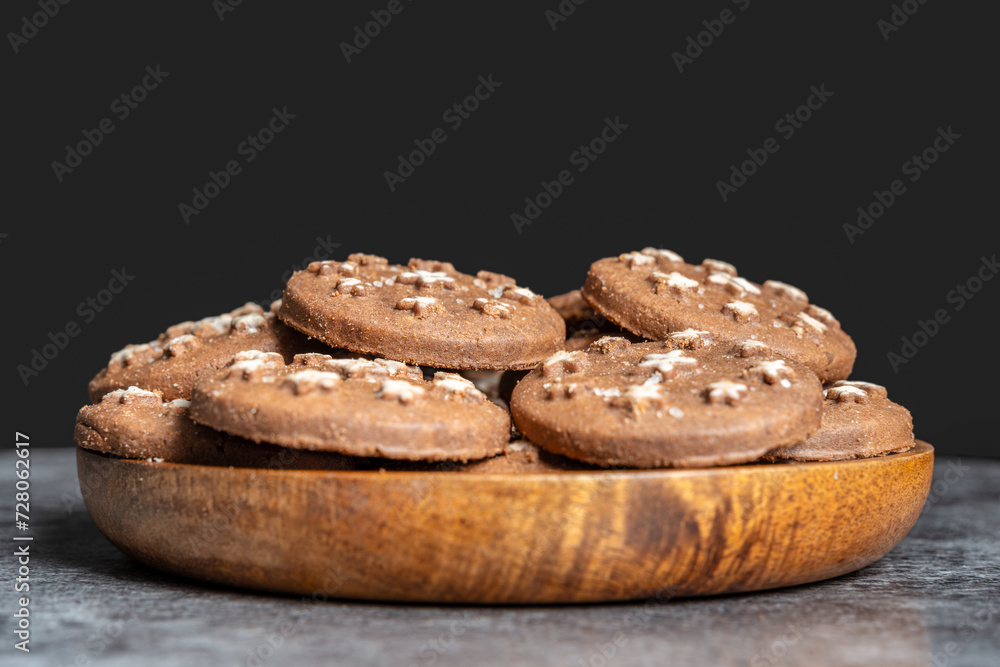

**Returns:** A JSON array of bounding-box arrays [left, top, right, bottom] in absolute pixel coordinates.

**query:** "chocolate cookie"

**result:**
[[189, 351, 511, 461], [88, 301, 323, 402], [510, 335, 824, 468], [279, 254, 566, 370], [76, 386, 357, 470], [762, 380, 914, 461], [581, 248, 856, 382]]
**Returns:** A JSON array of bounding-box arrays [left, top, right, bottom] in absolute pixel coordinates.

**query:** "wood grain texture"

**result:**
[[78, 442, 933, 604]]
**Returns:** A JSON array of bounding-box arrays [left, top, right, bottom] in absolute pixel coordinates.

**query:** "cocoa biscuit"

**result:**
[[762, 380, 914, 461], [88, 301, 326, 402], [279, 254, 566, 370], [75, 386, 357, 470], [581, 248, 856, 382], [189, 351, 511, 462], [510, 335, 824, 468]]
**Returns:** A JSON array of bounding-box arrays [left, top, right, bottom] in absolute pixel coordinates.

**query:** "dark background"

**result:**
[[5, 2, 996, 457]]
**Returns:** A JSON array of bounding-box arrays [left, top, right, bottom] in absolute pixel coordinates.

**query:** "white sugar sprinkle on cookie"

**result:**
[[748, 359, 792, 384], [395, 296, 442, 318], [639, 351, 698, 377], [833, 379, 887, 399], [650, 271, 699, 294], [432, 372, 484, 400], [825, 384, 870, 403], [283, 369, 341, 395], [702, 258, 737, 275], [473, 298, 513, 319], [668, 328, 712, 349], [722, 300, 759, 323], [619, 251, 656, 269], [763, 279, 808, 303], [705, 380, 749, 405], [738, 340, 770, 357], [379, 379, 425, 405], [642, 247, 684, 263]]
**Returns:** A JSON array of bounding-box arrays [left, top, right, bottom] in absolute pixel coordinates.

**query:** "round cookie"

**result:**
[[581, 248, 856, 382], [88, 301, 325, 402], [279, 254, 566, 370], [762, 380, 914, 461], [76, 386, 357, 470], [510, 335, 824, 468], [189, 351, 511, 461]]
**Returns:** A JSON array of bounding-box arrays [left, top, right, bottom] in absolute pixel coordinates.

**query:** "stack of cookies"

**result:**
[[74, 249, 915, 473]]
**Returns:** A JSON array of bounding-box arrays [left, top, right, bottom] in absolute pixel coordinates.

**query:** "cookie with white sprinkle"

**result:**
[[580, 248, 856, 382], [88, 301, 326, 402], [509, 336, 824, 468], [75, 386, 358, 470], [189, 351, 510, 461], [762, 380, 914, 461], [279, 254, 566, 370]]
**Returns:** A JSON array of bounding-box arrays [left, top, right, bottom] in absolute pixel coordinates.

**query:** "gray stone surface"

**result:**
[[1, 449, 998, 667]]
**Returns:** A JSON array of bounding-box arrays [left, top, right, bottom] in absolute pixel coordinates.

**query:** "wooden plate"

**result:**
[[78, 441, 933, 604]]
